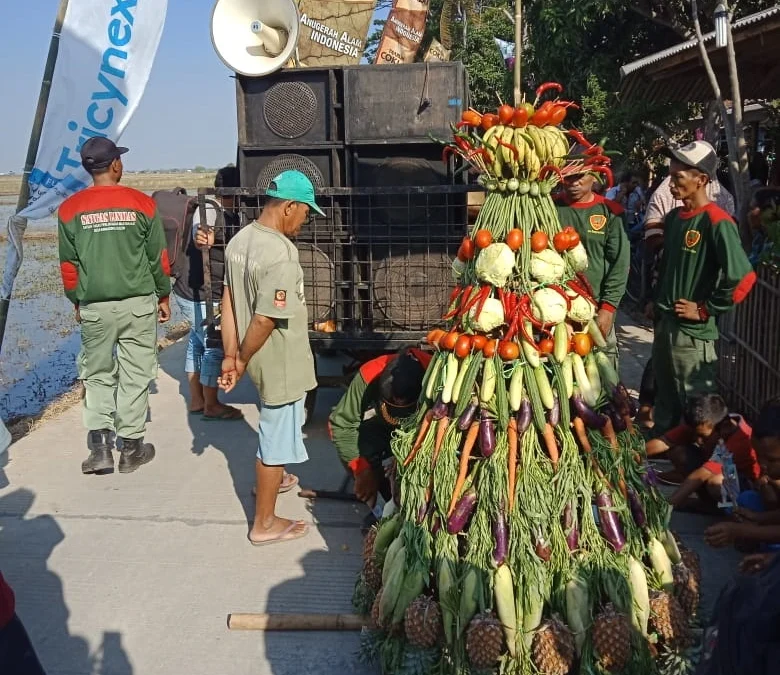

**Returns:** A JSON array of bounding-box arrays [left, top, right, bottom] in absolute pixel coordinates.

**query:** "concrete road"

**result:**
[[0, 312, 741, 674]]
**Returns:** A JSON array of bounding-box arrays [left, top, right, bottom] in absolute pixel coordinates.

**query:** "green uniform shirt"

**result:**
[[556, 194, 630, 309], [57, 185, 171, 305], [654, 202, 756, 340], [224, 222, 316, 406]]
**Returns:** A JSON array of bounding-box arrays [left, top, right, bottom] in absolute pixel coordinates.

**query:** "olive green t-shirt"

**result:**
[[224, 222, 316, 405]]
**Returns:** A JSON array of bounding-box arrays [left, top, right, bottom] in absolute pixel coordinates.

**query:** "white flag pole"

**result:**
[[0, 0, 70, 354]]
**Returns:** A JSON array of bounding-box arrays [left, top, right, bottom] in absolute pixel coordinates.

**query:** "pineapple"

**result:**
[[591, 604, 632, 673], [672, 563, 700, 618], [679, 546, 701, 587], [531, 617, 576, 675], [466, 612, 504, 669], [363, 526, 378, 562], [649, 591, 691, 650], [362, 557, 383, 593], [403, 596, 443, 649], [371, 590, 387, 631]]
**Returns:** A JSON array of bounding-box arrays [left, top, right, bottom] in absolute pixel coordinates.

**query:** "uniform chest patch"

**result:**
[[273, 289, 287, 308], [589, 214, 607, 231], [685, 230, 701, 248]]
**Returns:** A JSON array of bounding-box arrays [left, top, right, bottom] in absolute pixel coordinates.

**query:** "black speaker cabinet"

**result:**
[[238, 146, 346, 191], [344, 62, 468, 144], [236, 67, 344, 148]]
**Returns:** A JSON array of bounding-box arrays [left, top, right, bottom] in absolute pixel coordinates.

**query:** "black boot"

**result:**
[[82, 429, 114, 475], [117, 438, 155, 474]]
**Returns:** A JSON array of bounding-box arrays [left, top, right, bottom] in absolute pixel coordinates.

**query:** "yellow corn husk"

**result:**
[[628, 556, 650, 636], [565, 574, 590, 656], [392, 568, 426, 625], [494, 565, 518, 657], [382, 539, 405, 586], [648, 537, 674, 592], [458, 567, 480, 636], [522, 579, 545, 649], [379, 550, 407, 622]]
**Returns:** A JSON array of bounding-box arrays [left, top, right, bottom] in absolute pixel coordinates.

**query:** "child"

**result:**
[[705, 397, 780, 549], [645, 393, 760, 510]]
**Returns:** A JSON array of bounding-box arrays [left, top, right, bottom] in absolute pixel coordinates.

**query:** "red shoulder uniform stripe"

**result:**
[[733, 270, 757, 304], [60, 261, 79, 291], [703, 203, 735, 226], [58, 185, 156, 222], [359, 354, 396, 384], [160, 249, 171, 276]]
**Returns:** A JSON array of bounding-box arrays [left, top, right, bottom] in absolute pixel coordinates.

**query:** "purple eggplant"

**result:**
[[516, 398, 532, 435], [643, 464, 660, 488], [417, 499, 432, 524], [608, 405, 627, 433], [432, 396, 449, 421], [457, 398, 479, 431], [572, 395, 607, 429], [614, 383, 638, 416], [596, 491, 626, 553], [431, 515, 442, 535], [479, 411, 496, 458], [447, 488, 477, 534], [548, 395, 560, 428], [562, 502, 580, 551], [627, 487, 647, 529], [492, 510, 508, 566]]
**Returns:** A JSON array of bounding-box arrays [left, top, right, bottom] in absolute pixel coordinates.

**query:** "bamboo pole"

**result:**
[[513, 0, 522, 106], [227, 613, 367, 631], [0, 0, 70, 354]]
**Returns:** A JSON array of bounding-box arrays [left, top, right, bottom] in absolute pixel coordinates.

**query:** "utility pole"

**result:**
[[513, 0, 522, 106]]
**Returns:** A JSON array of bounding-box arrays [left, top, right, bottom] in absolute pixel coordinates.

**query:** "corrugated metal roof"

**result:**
[[620, 5, 780, 78]]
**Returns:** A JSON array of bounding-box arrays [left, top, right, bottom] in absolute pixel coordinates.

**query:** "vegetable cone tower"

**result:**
[[354, 84, 698, 675]]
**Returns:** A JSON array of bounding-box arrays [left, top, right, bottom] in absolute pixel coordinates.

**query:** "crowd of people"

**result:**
[[2, 133, 779, 670]]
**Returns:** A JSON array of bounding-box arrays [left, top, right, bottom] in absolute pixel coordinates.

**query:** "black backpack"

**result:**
[[152, 188, 198, 280], [696, 554, 780, 675]]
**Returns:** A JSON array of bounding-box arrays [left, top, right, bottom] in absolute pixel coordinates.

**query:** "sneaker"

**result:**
[[82, 429, 114, 475], [117, 438, 155, 474]]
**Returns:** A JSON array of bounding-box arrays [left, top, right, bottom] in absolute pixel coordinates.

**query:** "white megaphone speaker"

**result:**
[[211, 0, 300, 77]]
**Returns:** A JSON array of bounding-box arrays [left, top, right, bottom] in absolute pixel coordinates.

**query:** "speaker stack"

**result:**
[[210, 0, 470, 335]]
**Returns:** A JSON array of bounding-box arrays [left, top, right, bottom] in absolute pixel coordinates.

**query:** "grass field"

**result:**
[[0, 171, 217, 197]]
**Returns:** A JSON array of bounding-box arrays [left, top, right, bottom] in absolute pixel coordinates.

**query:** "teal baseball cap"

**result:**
[[265, 170, 325, 216]]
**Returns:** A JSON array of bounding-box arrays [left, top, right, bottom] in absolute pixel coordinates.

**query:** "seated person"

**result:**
[[329, 347, 431, 525], [705, 397, 780, 549], [645, 394, 760, 509]]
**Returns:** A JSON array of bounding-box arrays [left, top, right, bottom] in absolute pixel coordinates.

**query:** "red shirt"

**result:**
[[0, 572, 15, 628], [664, 415, 760, 479]]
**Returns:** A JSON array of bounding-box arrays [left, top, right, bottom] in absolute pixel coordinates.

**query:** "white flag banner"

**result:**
[[19, 0, 167, 220]]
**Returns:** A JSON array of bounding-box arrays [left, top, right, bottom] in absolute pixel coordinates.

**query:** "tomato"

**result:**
[[440, 331, 459, 351], [483, 339, 498, 358], [538, 338, 555, 355], [531, 102, 553, 127], [457, 236, 476, 261], [480, 113, 499, 130], [461, 110, 482, 127], [471, 334, 488, 351], [530, 231, 549, 253], [572, 332, 592, 357], [454, 334, 472, 358], [567, 230, 581, 248], [549, 105, 567, 126], [427, 328, 445, 345], [512, 107, 529, 127], [498, 340, 520, 361], [505, 228, 524, 251], [474, 230, 493, 249], [498, 104, 515, 125], [553, 232, 570, 253]]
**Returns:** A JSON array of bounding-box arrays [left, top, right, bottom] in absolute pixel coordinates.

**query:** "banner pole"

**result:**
[[0, 0, 70, 354], [513, 0, 522, 106]]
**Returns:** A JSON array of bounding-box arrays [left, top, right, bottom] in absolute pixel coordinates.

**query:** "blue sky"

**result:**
[[0, 1, 389, 173]]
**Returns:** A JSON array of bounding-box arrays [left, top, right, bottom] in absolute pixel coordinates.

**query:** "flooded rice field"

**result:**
[[0, 196, 184, 422]]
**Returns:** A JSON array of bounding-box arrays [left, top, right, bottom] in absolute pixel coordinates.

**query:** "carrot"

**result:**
[[404, 409, 434, 467], [542, 423, 559, 469], [572, 417, 593, 455], [622, 413, 635, 436], [601, 417, 619, 451], [448, 421, 479, 515], [617, 469, 628, 500], [433, 416, 450, 463], [507, 417, 518, 511]]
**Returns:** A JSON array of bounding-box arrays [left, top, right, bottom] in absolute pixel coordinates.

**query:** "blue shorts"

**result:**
[[257, 397, 308, 466]]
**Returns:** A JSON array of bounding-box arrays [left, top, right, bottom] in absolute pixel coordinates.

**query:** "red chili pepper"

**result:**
[[497, 287, 506, 316], [457, 284, 473, 313], [496, 138, 520, 161], [442, 146, 454, 164], [505, 305, 522, 341], [575, 273, 596, 299], [474, 286, 491, 321], [535, 82, 564, 99], [557, 100, 580, 110], [449, 285, 463, 304], [518, 314, 541, 350], [454, 136, 472, 153], [584, 154, 611, 166], [538, 165, 564, 182], [456, 121, 472, 129], [566, 279, 595, 304], [460, 286, 482, 317], [442, 306, 460, 320], [517, 294, 543, 330], [585, 145, 605, 157], [567, 129, 592, 148], [588, 165, 614, 188], [547, 285, 572, 311]]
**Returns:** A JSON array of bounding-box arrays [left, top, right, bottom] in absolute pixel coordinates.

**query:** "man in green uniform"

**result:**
[[329, 348, 431, 526], [556, 168, 630, 349], [58, 138, 171, 475], [219, 171, 322, 546], [650, 141, 757, 436]]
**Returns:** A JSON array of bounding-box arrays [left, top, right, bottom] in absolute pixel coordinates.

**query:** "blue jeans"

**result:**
[[172, 294, 223, 389]]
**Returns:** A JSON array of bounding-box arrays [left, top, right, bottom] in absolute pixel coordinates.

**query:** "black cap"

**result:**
[[80, 137, 128, 171]]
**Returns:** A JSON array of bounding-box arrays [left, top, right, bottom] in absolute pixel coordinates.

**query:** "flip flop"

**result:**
[[252, 474, 299, 496], [202, 407, 244, 422], [189, 409, 204, 415], [248, 520, 309, 547]]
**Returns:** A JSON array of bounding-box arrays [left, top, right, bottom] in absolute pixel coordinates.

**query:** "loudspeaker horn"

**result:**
[[211, 0, 300, 77]]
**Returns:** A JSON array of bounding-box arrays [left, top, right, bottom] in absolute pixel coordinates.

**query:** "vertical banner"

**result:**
[[18, 0, 168, 220], [296, 0, 378, 66], [374, 0, 429, 65]]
